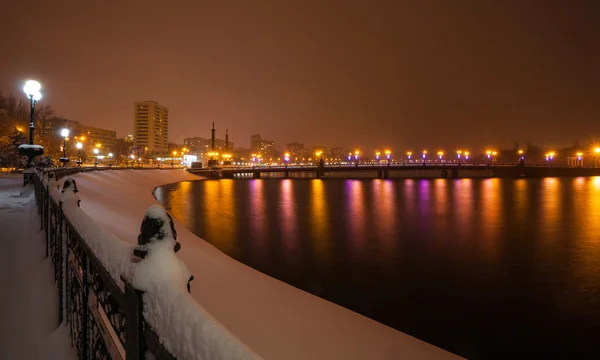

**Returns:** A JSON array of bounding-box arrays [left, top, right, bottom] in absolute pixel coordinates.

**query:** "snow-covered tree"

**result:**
[[0, 128, 28, 169]]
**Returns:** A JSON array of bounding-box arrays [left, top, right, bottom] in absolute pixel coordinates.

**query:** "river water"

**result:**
[[155, 177, 600, 359]]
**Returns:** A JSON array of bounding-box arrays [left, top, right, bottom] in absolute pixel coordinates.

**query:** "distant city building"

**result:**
[[214, 138, 235, 152], [330, 147, 348, 160], [134, 101, 169, 154], [259, 140, 275, 159], [249, 134, 274, 158], [251, 134, 262, 152], [81, 125, 117, 151], [311, 146, 328, 158], [183, 137, 235, 153], [184, 137, 210, 152], [285, 143, 304, 158]]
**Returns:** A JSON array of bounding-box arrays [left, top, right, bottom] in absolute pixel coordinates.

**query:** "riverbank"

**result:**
[[66, 169, 459, 359]]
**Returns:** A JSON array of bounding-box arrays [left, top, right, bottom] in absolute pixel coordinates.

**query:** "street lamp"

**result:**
[[464, 151, 470, 161], [284, 152, 290, 167], [385, 149, 391, 164], [108, 152, 113, 167], [93, 148, 99, 167], [422, 150, 427, 163], [129, 154, 135, 167], [456, 150, 462, 164], [76, 142, 83, 167], [486, 150, 492, 161], [375, 150, 380, 163], [406, 151, 412, 162], [437, 151, 444, 162], [60, 128, 70, 166], [594, 147, 600, 167], [518, 149, 525, 163], [354, 150, 360, 166], [347, 152, 352, 163], [23, 80, 42, 145], [172, 151, 177, 168]]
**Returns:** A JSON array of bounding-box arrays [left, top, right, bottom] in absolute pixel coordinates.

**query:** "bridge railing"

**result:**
[[34, 169, 178, 360]]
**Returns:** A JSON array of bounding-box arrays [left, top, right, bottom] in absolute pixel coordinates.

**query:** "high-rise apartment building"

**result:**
[[134, 101, 169, 154]]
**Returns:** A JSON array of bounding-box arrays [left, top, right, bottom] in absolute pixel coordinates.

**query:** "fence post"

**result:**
[[124, 280, 144, 360], [82, 253, 89, 359], [45, 185, 50, 258], [58, 203, 64, 324]]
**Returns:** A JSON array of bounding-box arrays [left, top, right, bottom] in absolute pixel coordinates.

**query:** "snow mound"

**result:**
[[59, 177, 80, 208], [18, 144, 44, 150], [129, 205, 259, 359]]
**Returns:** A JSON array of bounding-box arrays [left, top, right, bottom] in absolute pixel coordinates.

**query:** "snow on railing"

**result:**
[[34, 168, 261, 360]]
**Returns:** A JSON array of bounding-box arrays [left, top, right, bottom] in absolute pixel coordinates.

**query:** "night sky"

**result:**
[[2, 0, 599, 151]]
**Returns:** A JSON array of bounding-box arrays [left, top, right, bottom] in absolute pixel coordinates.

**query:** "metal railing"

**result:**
[[33, 169, 176, 360]]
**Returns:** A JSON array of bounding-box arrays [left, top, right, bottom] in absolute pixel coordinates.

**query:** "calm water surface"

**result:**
[[155, 178, 600, 359]]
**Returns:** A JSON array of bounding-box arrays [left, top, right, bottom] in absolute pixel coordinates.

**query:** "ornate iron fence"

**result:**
[[34, 169, 176, 360]]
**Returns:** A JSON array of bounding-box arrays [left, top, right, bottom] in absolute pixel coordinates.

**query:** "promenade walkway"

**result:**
[[0, 174, 75, 360]]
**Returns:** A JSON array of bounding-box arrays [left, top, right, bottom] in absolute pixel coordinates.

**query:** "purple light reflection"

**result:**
[[346, 180, 366, 251]]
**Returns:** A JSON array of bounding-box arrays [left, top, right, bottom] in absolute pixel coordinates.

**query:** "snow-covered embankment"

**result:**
[[66, 169, 460, 360]]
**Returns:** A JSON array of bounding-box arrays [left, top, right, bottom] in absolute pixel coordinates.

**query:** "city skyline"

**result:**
[[2, 1, 599, 151]]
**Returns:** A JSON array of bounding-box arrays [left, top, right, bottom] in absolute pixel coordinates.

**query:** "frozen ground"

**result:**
[[66, 169, 460, 360], [0, 174, 76, 360]]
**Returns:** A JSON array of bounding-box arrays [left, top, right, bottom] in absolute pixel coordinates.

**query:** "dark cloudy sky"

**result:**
[[1, 0, 599, 152]]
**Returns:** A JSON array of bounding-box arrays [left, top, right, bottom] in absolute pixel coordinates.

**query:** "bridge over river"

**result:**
[[187, 163, 600, 179]]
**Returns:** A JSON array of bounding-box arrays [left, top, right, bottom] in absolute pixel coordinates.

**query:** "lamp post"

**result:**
[[354, 150, 360, 166], [464, 151, 470, 161], [518, 149, 525, 164], [406, 151, 412, 163], [385, 149, 391, 164], [76, 142, 83, 167], [172, 151, 177, 168], [284, 152, 290, 167], [456, 150, 462, 165], [93, 148, 99, 167], [422, 150, 427, 164], [60, 128, 70, 166], [375, 150, 380, 163], [129, 154, 135, 168], [437, 151, 444, 162], [108, 152, 113, 167], [23, 80, 42, 145], [595, 148, 600, 167]]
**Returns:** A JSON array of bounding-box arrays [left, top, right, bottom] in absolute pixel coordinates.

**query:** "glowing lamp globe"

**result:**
[[23, 80, 41, 97], [61, 128, 70, 137]]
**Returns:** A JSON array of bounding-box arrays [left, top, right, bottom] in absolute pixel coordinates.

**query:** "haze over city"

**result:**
[[2, 0, 599, 151]]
